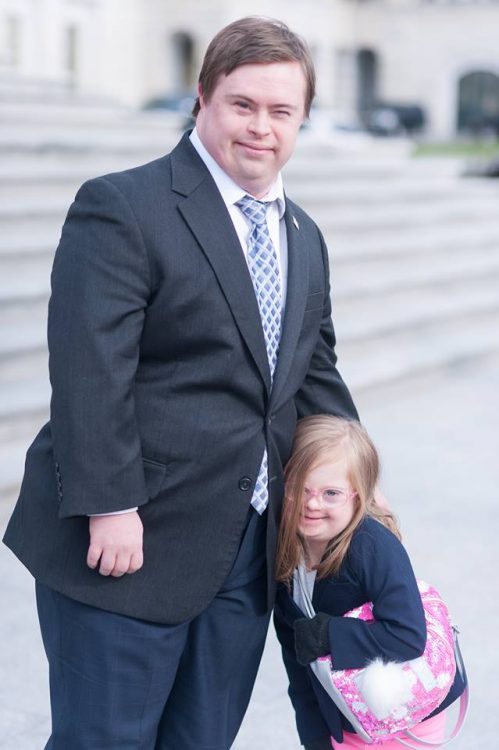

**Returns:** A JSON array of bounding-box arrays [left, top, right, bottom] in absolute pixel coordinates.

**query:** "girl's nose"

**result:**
[[304, 489, 322, 509]]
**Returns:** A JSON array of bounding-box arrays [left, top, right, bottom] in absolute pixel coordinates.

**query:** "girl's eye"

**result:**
[[324, 489, 339, 498]]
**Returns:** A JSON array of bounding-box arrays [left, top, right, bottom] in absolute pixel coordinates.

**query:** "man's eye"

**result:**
[[234, 101, 250, 109]]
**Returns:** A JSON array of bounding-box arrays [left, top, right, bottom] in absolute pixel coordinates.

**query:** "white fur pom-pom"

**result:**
[[357, 658, 412, 720]]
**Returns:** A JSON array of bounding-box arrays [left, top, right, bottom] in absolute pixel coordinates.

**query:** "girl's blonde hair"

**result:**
[[276, 415, 401, 583]]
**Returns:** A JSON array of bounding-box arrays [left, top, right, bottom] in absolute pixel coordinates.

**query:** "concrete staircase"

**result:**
[[285, 144, 499, 392], [1, 96, 498, 499], [0, 94, 182, 498]]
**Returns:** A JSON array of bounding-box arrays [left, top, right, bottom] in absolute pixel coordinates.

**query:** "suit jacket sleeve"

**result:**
[[48, 176, 151, 518], [294, 228, 358, 422]]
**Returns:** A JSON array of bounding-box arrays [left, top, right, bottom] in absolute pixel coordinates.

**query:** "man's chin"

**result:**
[[232, 167, 280, 196]]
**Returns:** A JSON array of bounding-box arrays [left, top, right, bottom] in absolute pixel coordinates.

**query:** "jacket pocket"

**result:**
[[142, 457, 169, 500], [304, 290, 324, 312]]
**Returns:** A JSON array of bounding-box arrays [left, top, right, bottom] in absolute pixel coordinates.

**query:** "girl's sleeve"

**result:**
[[273, 602, 331, 745], [328, 524, 427, 670]]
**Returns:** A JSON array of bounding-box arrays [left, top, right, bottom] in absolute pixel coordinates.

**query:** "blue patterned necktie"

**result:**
[[236, 194, 283, 514]]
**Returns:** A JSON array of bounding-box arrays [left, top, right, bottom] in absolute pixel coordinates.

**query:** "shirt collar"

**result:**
[[190, 127, 285, 218]]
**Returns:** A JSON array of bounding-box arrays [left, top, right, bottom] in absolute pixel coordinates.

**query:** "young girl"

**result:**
[[274, 415, 465, 750]]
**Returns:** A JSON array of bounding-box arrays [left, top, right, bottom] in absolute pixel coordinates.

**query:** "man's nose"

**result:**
[[248, 109, 271, 135]]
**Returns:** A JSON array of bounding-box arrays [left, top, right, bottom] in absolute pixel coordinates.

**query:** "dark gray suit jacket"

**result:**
[[3, 132, 358, 624]]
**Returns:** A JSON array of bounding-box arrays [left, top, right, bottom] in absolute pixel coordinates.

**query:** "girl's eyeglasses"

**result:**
[[302, 486, 357, 508]]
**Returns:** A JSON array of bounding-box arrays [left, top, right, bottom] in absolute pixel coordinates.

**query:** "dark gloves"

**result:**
[[303, 738, 333, 750], [293, 612, 331, 666]]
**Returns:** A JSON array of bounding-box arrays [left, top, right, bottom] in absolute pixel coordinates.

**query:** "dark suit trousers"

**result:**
[[36, 506, 270, 750]]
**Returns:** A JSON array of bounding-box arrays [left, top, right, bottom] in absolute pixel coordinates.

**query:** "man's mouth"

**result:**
[[237, 142, 273, 154]]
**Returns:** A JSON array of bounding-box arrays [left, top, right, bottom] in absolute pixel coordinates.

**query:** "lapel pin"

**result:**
[[292, 216, 300, 230]]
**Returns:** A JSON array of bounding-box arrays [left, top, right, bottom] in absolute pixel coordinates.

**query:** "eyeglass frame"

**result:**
[[301, 485, 357, 508]]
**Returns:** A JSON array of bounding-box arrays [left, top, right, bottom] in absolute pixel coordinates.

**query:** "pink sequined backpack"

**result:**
[[297, 570, 468, 747]]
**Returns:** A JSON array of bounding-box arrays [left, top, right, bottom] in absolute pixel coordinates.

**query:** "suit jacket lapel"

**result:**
[[271, 203, 309, 406], [172, 135, 272, 393]]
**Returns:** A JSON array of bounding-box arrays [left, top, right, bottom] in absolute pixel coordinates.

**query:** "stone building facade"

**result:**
[[1, 0, 498, 138]]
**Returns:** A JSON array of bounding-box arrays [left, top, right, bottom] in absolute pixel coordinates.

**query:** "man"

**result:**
[[3, 16, 358, 750]]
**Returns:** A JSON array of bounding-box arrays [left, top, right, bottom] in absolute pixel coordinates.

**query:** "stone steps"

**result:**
[[0, 99, 164, 123], [0, 401, 48, 499], [1, 99, 498, 499], [0, 377, 49, 424], [0, 126, 178, 157], [309, 194, 499, 233], [1, 231, 498, 318], [1, 269, 498, 422], [0, 257, 52, 304], [2, 214, 499, 262], [2, 174, 497, 208], [333, 248, 499, 297], [337, 309, 499, 392], [2, 193, 498, 249], [2, 301, 498, 449], [0, 302, 48, 358], [329, 222, 499, 260], [0, 100, 182, 140], [1, 272, 497, 379], [291, 179, 497, 207], [334, 275, 499, 340]]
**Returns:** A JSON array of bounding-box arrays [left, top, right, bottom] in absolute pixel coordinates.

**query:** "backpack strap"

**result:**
[[295, 563, 316, 618], [396, 627, 469, 748]]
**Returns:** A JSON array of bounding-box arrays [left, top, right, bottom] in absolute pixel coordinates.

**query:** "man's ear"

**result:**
[[197, 82, 205, 109]]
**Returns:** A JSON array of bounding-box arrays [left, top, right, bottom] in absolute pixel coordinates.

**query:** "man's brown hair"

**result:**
[[193, 16, 316, 118]]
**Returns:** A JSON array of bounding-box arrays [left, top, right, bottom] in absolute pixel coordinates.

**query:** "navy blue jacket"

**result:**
[[274, 517, 465, 745]]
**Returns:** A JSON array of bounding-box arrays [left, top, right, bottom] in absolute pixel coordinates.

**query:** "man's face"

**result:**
[[196, 61, 307, 198]]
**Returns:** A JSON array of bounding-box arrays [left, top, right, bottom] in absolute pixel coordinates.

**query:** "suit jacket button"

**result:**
[[239, 477, 252, 491]]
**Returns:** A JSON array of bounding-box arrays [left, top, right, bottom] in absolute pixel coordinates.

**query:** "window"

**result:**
[[1, 15, 21, 68]]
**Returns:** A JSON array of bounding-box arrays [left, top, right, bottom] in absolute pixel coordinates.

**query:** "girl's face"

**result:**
[[298, 456, 357, 561]]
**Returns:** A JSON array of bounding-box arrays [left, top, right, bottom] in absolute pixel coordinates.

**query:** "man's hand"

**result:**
[[87, 511, 144, 576]]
